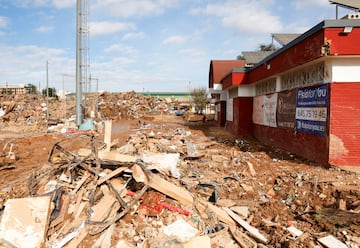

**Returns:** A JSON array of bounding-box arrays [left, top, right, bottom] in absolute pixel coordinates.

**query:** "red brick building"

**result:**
[[209, 18, 360, 167]]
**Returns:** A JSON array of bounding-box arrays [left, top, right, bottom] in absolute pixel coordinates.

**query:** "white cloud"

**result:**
[[104, 44, 138, 55], [223, 49, 240, 56], [0, 16, 8, 29], [92, 0, 180, 18], [89, 21, 135, 36], [178, 48, 207, 64], [292, 0, 328, 10], [122, 32, 145, 41], [35, 25, 54, 33], [0, 44, 74, 91], [12, 0, 48, 7], [52, 0, 75, 8], [179, 48, 205, 58], [162, 35, 188, 45], [11, 0, 74, 8], [195, 0, 282, 34]]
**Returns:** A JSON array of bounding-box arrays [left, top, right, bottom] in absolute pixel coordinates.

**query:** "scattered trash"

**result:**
[[0, 92, 359, 247], [163, 219, 199, 242]]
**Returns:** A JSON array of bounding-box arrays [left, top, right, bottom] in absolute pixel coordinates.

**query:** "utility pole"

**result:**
[[76, 0, 83, 126], [62, 74, 65, 120], [89, 74, 99, 116], [46, 60, 49, 120], [75, 0, 89, 126]]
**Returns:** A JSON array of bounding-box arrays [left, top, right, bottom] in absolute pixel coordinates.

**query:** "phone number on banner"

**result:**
[[295, 107, 327, 121]]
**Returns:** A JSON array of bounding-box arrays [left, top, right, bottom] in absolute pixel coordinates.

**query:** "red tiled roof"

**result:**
[[209, 60, 246, 88]]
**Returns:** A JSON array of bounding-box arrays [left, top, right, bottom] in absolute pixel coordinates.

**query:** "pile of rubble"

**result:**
[[0, 91, 178, 135], [0, 118, 359, 248], [92, 91, 172, 121], [0, 94, 50, 127]]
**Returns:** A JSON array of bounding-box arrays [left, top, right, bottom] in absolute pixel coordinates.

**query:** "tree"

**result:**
[[42, 87, 58, 98], [25, 84, 37, 94], [237, 54, 245, 60], [190, 87, 209, 114], [258, 43, 276, 51]]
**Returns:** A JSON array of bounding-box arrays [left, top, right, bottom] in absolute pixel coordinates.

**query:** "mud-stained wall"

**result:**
[[329, 83, 360, 166], [226, 97, 253, 136], [253, 125, 329, 164]]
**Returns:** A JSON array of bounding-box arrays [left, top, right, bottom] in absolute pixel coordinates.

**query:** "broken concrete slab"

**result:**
[[0, 196, 52, 248], [318, 235, 347, 248], [141, 152, 181, 178], [163, 219, 199, 242], [183, 235, 211, 248]]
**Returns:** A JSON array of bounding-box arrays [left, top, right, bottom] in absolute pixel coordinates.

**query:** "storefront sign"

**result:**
[[295, 84, 328, 135]]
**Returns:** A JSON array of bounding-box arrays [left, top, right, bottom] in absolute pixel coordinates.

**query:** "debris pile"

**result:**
[[93, 91, 173, 120], [0, 94, 50, 127], [1, 118, 359, 248], [0, 91, 179, 135]]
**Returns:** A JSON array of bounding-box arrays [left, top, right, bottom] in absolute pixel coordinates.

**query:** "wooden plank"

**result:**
[[74, 202, 86, 220], [318, 235, 347, 248], [78, 148, 136, 163], [90, 194, 119, 222], [91, 224, 115, 248], [246, 161, 256, 177], [104, 120, 112, 151], [147, 172, 193, 206], [72, 189, 84, 215], [147, 172, 236, 226], [71, 173, 90, 195], [0, 196, 52, 248], [197, 199, 236, 226], [229, 227, 257, 248], [97, 166, 127, 185], [131, 164, 148, 183], [50, 194, 70, 228], [223, 207, 268, 244], [64, 227, 88, 248]]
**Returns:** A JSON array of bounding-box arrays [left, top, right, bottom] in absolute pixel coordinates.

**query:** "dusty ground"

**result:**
[[0, 95, 359, 247]]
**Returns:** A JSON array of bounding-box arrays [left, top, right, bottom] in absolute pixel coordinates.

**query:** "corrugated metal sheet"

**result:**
[[329, 83, 360, 166]]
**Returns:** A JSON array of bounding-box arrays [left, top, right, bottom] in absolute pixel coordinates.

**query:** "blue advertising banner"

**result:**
[[295, 84, 328, 135]]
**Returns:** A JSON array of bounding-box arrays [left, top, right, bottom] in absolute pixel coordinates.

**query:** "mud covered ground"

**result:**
[[0, 94, 359, 247]]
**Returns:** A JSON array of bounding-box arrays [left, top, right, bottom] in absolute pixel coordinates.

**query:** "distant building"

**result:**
[[0, 83, 26, 94], [209, 17, 360, 168], [139, 92, 192, 103]]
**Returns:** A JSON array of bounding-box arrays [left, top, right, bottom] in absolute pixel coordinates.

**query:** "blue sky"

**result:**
[[0, 0, 351, 93]]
